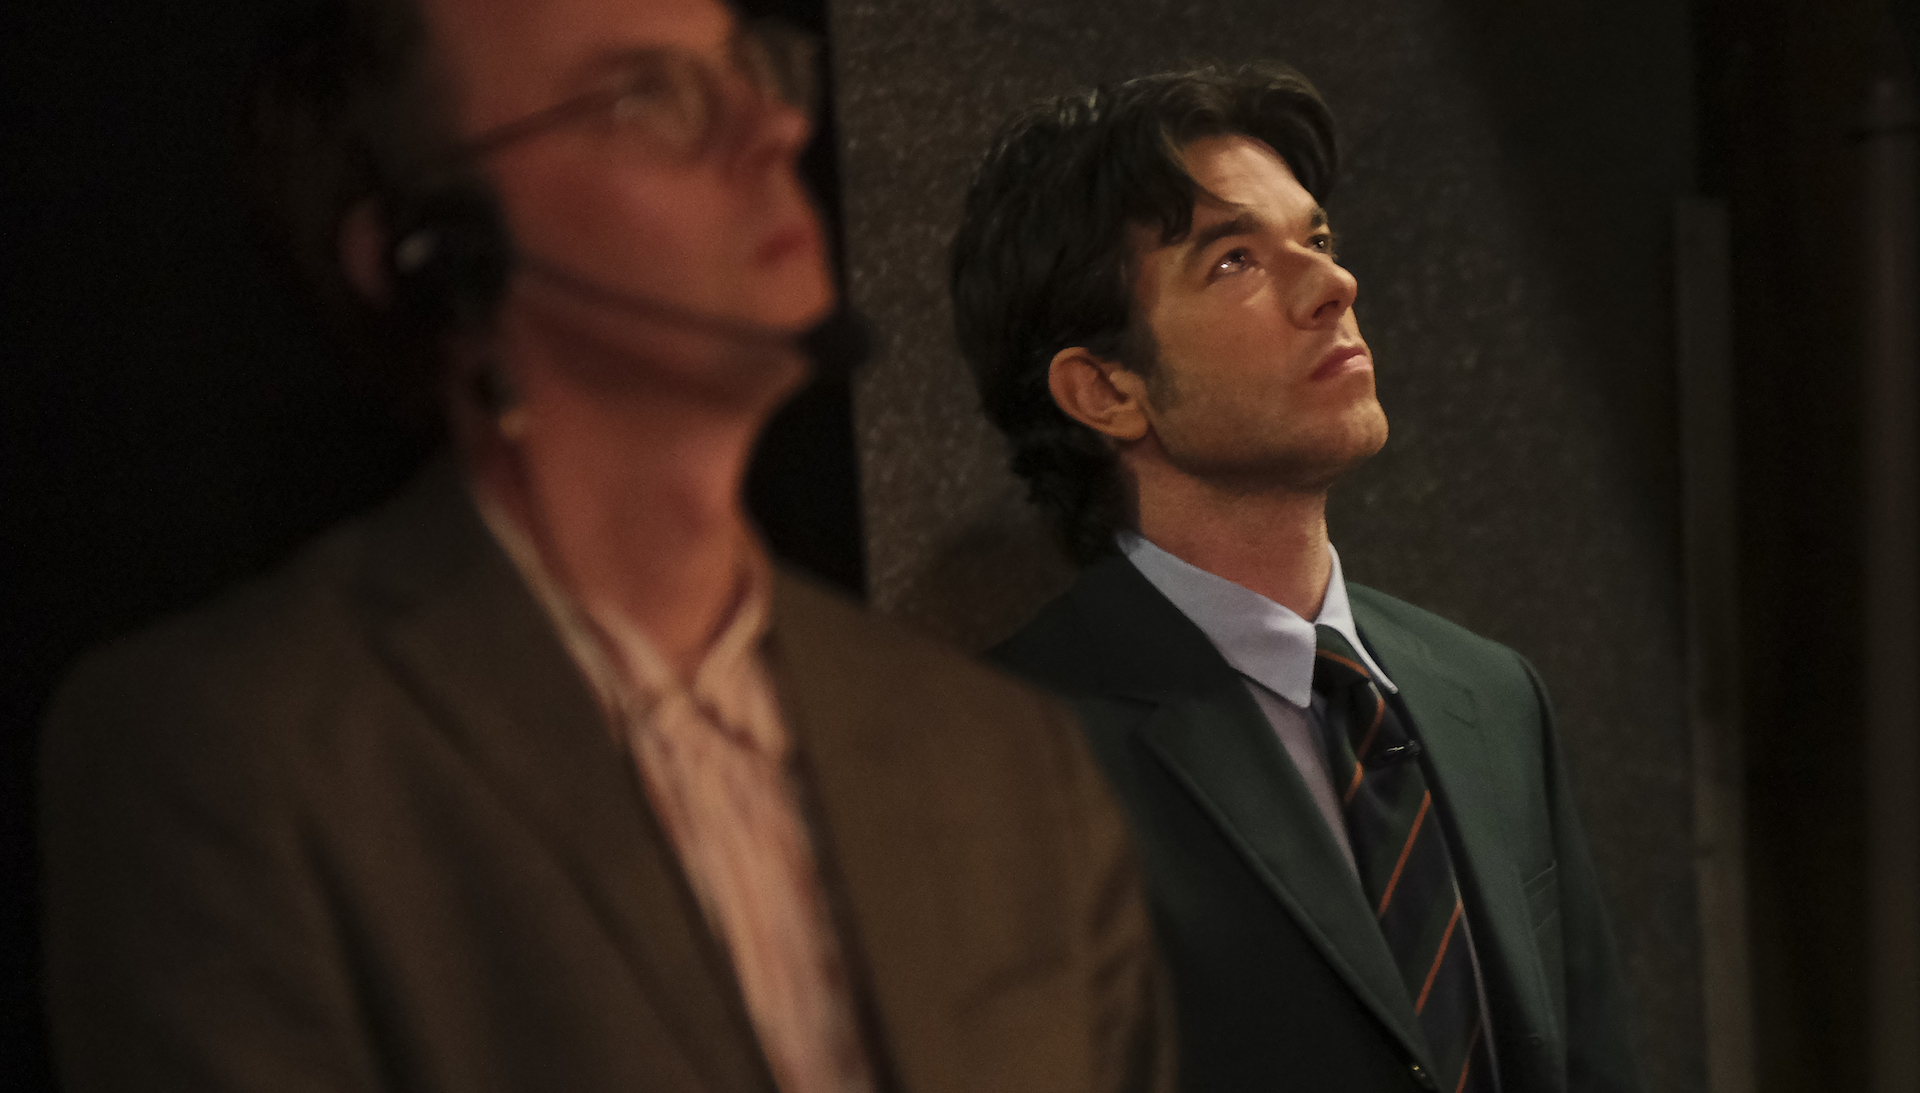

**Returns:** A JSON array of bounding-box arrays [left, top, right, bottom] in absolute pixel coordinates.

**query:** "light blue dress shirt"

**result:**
[[1118, 530, 1391, 877]]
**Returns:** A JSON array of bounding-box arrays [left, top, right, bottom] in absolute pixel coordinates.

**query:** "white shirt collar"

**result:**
[[1116, 531, 1396, 706]]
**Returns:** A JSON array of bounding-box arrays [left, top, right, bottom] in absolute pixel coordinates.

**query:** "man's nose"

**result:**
[[1294, 255, 1359, 327], [722, 80, 814, 175]]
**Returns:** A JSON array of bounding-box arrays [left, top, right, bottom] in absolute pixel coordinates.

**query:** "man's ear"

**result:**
[[337, 198, 392, 304], [1048, 346, 1151, 443]]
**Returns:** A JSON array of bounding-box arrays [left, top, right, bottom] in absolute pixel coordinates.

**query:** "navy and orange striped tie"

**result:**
[[1314, 625, 1492, 1093]]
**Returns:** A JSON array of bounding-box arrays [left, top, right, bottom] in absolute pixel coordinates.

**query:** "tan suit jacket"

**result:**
[[40, 461, 1172, 1093]]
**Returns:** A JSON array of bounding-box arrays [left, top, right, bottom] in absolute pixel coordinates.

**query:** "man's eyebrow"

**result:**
[[576, 45, 675, 82], [1182, 211, 1262, 270]]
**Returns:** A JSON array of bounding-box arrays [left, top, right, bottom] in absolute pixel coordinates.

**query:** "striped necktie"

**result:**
[[1314, 625, 1492, 1093]]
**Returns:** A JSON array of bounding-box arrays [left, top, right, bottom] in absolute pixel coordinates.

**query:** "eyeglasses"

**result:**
[[462, 18, 820, 163]]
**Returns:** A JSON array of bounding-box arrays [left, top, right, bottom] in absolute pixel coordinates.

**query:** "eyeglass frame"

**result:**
[[457, 17, 821, 164]]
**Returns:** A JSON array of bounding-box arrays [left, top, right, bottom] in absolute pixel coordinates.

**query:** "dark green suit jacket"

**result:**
[[996, 554, 1642, 1093]]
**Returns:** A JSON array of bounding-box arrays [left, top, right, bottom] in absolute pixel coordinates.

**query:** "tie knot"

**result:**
[[1313, 624, 1374, 694]]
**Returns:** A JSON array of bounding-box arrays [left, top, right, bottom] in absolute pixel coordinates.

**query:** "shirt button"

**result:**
[[1409, 1063, 1438, 1090]]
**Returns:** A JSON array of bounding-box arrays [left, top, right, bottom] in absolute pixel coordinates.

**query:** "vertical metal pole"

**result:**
[[1860, 74, 1920, 1093], [1675, 197, 1754, 1093]]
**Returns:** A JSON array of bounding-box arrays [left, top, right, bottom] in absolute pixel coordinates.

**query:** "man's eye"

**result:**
[[1310, 231, 1337, 255], [1213, 248, 1253, 276], [610, 75, 676, 119], [604, 63, 708, 150]]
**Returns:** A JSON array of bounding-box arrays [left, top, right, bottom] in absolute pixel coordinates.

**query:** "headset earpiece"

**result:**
[[382, 183, 514, 328]]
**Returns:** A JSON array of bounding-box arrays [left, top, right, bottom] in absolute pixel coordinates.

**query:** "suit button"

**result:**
[[1409, 1063, 1438, 1090]]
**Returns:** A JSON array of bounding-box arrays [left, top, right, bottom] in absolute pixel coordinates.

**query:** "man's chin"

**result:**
[[1254, 423, 1390, 494], [735, 249, 837, 333], [768, 272, 837, 332]]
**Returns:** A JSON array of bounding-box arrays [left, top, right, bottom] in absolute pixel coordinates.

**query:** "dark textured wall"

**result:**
[[831, 2, 1702, 1090], [1698, 2, 1913, 1088]]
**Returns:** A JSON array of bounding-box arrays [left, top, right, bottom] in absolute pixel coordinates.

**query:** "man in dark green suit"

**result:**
[[949, 66, 1643, 1093]]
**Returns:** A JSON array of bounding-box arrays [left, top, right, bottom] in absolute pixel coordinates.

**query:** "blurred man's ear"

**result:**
[[338, 198, 392, 304], [1048, 347, 1151, 443]]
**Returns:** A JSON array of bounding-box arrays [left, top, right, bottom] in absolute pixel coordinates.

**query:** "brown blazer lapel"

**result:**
[[764, 573, 946, 1092], [767, 572, 1076, 1093], [352, 461, 775, 1093]]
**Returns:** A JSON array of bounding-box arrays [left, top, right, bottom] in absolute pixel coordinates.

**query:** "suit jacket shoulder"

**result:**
[[995, 554, 1239, 700], [1345, 583, 1538, 703], [773, 564, 1081, 733]]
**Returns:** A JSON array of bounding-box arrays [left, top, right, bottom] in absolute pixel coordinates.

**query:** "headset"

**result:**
[[376, 179, 870, 376]]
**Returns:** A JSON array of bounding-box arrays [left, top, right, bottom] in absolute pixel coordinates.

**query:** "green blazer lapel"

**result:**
[[1050, 557, 1430, 1063], [1133, 684, 1431, 1062], [353, 460, 773, 1093], [1351, 603, 1555, 1044]]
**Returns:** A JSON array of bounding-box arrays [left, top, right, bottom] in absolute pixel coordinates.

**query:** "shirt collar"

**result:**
[[469, 475, 780, 752], [1116, 531, 1397, 706]]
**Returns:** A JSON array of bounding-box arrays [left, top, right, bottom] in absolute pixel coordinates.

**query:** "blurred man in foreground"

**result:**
[[38, 2, 1171, 1090], [952, 66, 1641, 1093]]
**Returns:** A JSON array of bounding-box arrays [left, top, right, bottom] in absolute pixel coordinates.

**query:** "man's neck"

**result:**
[[1132, 472, 1334, 620], [457, 334, 801, 678]]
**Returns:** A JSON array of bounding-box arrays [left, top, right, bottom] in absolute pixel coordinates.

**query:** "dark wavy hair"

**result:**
[[949, 64, 1338, 564]]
